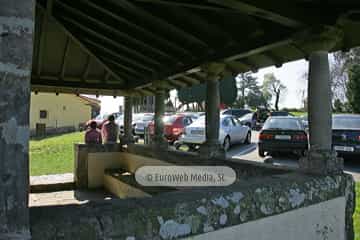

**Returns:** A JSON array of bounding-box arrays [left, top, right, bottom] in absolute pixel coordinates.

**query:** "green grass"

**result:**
[[30, 132, 83, 176], [290, 111, 306, 117], [355, 182, 360, 240]]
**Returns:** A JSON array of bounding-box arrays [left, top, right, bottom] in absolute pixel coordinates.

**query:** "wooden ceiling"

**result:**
[[31, 0, 360, 96]]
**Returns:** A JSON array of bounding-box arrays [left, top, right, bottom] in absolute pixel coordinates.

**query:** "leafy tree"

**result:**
[[333, 98, 345, 113], [178, 76, 237, 106], [262, 73, 286, 111], [346, 65, 360, 113], [236, 73, 258, 108], [233, 72, 270, 109]]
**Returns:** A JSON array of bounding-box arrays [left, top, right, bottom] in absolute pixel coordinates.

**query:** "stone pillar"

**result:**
[[120, 96, 134, 145], [299, 51, 342, 174], [200, 63, 226, 159], [153, 84, 167, 148], [0, 1, 34, 239]]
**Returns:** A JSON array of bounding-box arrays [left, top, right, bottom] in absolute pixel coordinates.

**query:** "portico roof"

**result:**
[[32, 0, 360, 96]]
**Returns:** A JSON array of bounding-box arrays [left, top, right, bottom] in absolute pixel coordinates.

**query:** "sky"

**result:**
[[98, 58, 310, 114]]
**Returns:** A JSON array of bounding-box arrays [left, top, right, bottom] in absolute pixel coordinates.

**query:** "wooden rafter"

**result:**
[[55, 0, 178, 63], [36, 3, 125, 85], [82, 55, 91, 82], [78, 0, 193, 58], [108, 0, 209, 48], [133, 0, 240, 13], [82, 38, 155, 74], [208, 0, 305, 28], [59, 15, 162, 67], [101, 58, 146, 79], [60, 36, 71, 80]]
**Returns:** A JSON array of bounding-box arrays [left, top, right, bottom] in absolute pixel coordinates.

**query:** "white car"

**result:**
[[177, 115, 251, 151], [133, 113, 154, 137]]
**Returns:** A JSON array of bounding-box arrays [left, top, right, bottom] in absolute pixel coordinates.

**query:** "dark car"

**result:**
[[222, 109, 252, 118], [332, 114, 360, 156], [270, 111, 294, 117], [258, 117, 308, 157]]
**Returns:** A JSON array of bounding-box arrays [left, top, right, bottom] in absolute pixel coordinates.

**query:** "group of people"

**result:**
[[85, 115, 119, 144]]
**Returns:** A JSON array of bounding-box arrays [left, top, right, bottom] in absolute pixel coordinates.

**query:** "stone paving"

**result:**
[[30, 190, 114, 207], [30, 173, 74, 186]]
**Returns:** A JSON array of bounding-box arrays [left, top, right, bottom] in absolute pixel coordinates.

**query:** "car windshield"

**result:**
[[263, 118, 302, 130], [142, 114, 154, 121], [333, 116, 360, 130], [239, 113, 253, 121], [271, 111, 289, 116], [163, 115, 178, 124], [95, 114, 108, 120]]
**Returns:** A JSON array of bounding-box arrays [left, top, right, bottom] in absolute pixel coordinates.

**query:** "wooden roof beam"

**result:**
[[78, 0, 193, 58], [60, 37, 71, 80], [36, 3, 125, 85], [59, 14, 162, 68], [108, 0, 210, 49], [81, 37, 155, 74], [134, 0, 239, 13], [208, 0, 305, 28], [54, 0, 177, 63]]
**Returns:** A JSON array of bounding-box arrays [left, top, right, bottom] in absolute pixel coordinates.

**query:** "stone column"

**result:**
[[299, 51, 342, 174], [0, 1, 34, 239], [120, 96, 134, 145], [153, 84, 167, 148], [200, 63, 226, 159]]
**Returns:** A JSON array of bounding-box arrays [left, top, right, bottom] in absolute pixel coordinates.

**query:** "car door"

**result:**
[[220, 117, 231, 143], [229, 117, 242, 142], [233, 117, 248, 142]]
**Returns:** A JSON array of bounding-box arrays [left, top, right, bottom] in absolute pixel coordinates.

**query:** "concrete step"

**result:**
[[30, 173, 75, 193], [104, 169, 175, 198]]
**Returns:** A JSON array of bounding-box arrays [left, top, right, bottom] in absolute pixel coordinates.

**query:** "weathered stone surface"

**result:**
[[74, 144, 123, 189], [0, 0, 34, 238], [30, 173, 354, 240]]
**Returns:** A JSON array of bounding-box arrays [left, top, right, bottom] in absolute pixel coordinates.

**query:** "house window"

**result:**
[[39, 110, 48, 119]]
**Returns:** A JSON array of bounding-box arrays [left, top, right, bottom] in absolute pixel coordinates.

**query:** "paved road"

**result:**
[[227, 131, 360, 182]]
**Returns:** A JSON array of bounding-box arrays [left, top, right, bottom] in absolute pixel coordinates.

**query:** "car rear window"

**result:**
[[142, 115, 153, 121], [263, 118, 302, 130], [271, 111, 289, 116], [163, 116, 178, 124], [333, 116, 360, 130]]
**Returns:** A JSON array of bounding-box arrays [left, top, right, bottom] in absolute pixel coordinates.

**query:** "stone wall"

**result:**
[[30, 173, 355, 240]]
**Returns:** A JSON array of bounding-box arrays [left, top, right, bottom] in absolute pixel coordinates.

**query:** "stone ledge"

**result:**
[[30, 173, 74, 193], [30, 173, 354, 240]]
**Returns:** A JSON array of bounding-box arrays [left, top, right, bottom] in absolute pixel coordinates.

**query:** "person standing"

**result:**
[[101, 115, 119, 144], [85, 121, 102, 144]]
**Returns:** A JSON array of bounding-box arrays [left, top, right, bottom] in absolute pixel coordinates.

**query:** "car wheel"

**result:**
[[244, 131, 251, 144], [223, 136, 231, 152], [258, 147, 265, 157]]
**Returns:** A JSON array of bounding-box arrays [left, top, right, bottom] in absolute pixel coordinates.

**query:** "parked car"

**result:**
[[238, 112, 256, 129], [222, 108, 252, 118], [269, 111, 294, 117], [258, 116, 308, 157], [148, 114, 194, 143], [299, 114, 308, 129], [177, 115, 251, 151], [332, 114, 360, 156], [133, 113, 154, 137]]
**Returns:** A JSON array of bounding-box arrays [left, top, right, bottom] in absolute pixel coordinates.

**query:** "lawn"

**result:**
[[30, 132, 84, 176], [355, 182, 360, 240]]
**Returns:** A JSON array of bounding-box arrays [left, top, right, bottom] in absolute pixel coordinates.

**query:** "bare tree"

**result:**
[[262, 73, 287, 111]]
